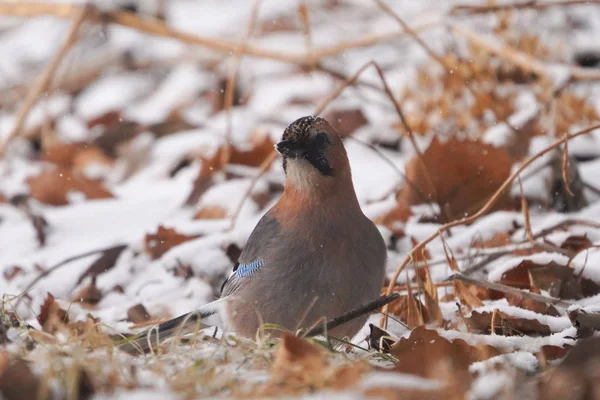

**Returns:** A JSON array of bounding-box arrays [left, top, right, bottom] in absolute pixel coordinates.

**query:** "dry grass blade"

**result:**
[[380, 123, 600, 328], [0, 5, 89, 156], [519, 178, 535, 243]]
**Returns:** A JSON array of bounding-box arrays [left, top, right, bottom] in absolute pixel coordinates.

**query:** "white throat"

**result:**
[[285, 159, 321, 193]]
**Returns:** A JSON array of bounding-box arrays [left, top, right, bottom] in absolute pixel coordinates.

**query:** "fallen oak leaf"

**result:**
[[144, 225, 198, 259], [27, 167, 113, 206], [185, 148, 225, 206], [323, 108, 368, 137], [37, 293, 69, 334], [72, 277, 102, 306], [385, 137, 512, 224], [127, 304, 151, 324], [0, 358, 43, 400], [229, 132, 275, 167], [560, 234, 593, 254], [465, 310, 552, 336], [194, 205, 228, 220], [391, 326, 500, 381], [453, 280, 483, 308]]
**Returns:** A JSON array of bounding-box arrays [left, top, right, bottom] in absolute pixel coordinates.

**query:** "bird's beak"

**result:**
[[276, 140, 304, 158]]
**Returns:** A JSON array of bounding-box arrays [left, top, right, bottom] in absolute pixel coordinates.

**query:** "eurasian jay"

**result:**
[[123, 116, 387, 352]]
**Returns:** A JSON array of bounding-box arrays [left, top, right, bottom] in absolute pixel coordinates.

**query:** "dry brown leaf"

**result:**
[[465, 310, 551, 336], [538, 337, 600, 400], [41, 142, 82, 167], [230, 133, 275, 167], [560, 235, 593, 254], [72, 146, 114, 171], [266, 333, 329, 392], [27, 167, 113, 206], [92, 120, 143, 158], [72, 278, 103, 306], [390, 137, 512, 223], [127, 304, 151, 324], [194, 205, 228, 220], [42, 142, 114, 171], [87, 110, 122, 129], [37, 293, 69, 334], [506, 294, 560, 316], [472, 232, 512, 248], [385, 293, 429, 329], [416, 267, 443, 327], [391, 326, 500, 382], [144, 225, 197, 260], [498, 259, 538, 289], [0, 359, 42, 400], [324, 108, 368, 137], [454, 280, 484, 308], [405, 277, 426, 328], [499, 260, 600, 299], [537, 344, 571, 361], [185, 149, 225, 206]]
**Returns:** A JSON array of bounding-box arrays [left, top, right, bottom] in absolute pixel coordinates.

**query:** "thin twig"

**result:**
[[462, 218, 600, 275], [15, 244, 127, 309], [448, 273, 574, 308], [450, 0, 600, 15], [381, 123, 600, 327], [222, 0, 262, 167], [0, 5, 89, 156]]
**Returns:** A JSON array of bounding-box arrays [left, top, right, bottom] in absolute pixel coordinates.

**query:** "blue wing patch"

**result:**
[[235, 259, 264, 277]]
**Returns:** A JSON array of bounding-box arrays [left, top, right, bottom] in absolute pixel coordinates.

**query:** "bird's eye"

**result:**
[[315, 133, 329, 147]]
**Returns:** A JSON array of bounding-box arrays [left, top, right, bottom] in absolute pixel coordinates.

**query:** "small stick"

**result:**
[[305, 293, 400, 337], [0, 5, 89, 156], [15, 244, 127, 309], [381, 123, 600, 327], [447, 273, 573, 308], [222, 0, 262, 167], [450, 0, 600, 15]]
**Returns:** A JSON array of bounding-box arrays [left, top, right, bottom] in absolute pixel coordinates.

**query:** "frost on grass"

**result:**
[[1, 0, 600, 399]]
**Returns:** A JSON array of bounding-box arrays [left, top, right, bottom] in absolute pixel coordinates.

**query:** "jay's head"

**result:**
[[276, 116, 350, 192]]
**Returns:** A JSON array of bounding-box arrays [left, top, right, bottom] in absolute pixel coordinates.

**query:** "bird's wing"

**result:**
[[220, 213, 280, 297]]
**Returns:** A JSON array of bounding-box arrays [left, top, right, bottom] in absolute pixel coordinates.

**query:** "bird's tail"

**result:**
[[118, 297, 229, 354]]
